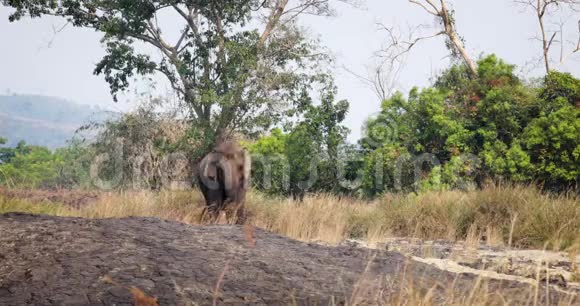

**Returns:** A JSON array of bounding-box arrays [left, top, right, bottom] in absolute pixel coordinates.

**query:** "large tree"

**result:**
[[3, 0, 342, 146]]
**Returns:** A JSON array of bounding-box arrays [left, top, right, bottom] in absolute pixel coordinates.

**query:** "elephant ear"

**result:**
[[242, 149, 251, 190], [201, 153, 219, 180]]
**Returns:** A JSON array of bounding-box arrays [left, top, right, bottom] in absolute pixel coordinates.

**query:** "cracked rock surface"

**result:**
[[337, 238, 580, 290], [0, 213, 576, 305]]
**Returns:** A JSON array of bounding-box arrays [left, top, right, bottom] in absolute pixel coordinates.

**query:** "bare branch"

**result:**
[[408, 0, 439, 16], [556, 19, 580, 66], [396, 0, 479, 77], [146, 20, 175, 52], [515, 0, 580, 72], [38, 20, 70, 50], [377, 24, 445, 65], [342, 57, 405, 101], [547, 31, 558, 49], [172, 4, 198, 35], [282, 0, 332, 23], [174, 25, 190, 51]]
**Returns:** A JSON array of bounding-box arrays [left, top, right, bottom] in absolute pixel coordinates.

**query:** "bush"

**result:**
[[358, 55, 579, 194]]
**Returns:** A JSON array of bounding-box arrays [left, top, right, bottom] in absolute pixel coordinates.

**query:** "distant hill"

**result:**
[[0, 95, 116, 149]]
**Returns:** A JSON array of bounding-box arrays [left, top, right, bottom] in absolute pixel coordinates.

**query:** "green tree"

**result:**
[[244, 128, 289, 196], [0, 140, 32, 164], [246, 84, 350, 198], [360, 144, 414, 196], [0, 145, 62, 188], [359, 54, 579, 193], [522, 72, 580, 191], [53, 141, 96, 189], [539, 71, 580, 107], [4, 0, 339, 149], [523, 106, 579, 189]]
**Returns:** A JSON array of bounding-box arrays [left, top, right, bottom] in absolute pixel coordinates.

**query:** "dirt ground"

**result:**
[[0, 213, 577, 305]]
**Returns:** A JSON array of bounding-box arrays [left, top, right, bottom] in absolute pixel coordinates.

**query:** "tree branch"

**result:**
[[547, 31, 558, 50], [175, 25, 190, 51], [172, 4, 198, 35], [557, 19, 580, 66], [211, 1, 227, 66], [377, 24, 446, 65], [409, 0, 439, 16], [146, 20, 175, 52], [259, 0, 289, 48]]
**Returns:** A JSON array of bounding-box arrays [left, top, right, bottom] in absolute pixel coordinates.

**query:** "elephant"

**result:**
[[196, 140, 251, 224]]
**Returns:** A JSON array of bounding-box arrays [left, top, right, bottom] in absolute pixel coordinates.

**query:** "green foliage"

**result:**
[[4, 0, 331, 145], [360, 144, 414, 196], [246, 85, 351, 198], [540, 71, 580, 106], [0, 139, 94, 189], [0, 140, 32, 164], [360, 54, 580, 194], [53, 142, 96, 189], [244, 128, 289, 196], [0, 144, 61, 188], [523, 106, 580, 188], [480, 142, 533, 182]]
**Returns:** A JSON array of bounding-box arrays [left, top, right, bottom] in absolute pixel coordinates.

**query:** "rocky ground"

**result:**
[[337, 238, 580, 291], [0, 213, 578, 305]]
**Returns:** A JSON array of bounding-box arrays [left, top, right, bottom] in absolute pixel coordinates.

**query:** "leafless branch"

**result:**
[[409, 0, 439, 16], [38, 21, 70, 50], [343, 57, 405, 101], [391, 0, 479, 77], [172, 4, 198, 36], [175, 25, 190, 51], [377, 23, 445, 65], [515, 0, 580, 72], [556, 19, 580, 66], [547, 31, 558, 49]]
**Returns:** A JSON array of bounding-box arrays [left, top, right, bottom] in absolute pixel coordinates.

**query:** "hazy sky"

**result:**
[[1, 0, 578, 141]]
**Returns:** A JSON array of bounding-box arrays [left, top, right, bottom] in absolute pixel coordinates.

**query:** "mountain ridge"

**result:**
[[0, 94, 116, 148]]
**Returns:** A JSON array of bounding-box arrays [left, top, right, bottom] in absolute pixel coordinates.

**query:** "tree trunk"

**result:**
[[448, 31, 478, 77], [537, 2, 551, 73], [259, 0, 289, 47], [439, 0, 478, 78]]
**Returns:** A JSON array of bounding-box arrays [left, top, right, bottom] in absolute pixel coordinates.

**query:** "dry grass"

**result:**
[[0, 184, 578, 250], [1, 185, 579, 305], [343, 257, 579, 306]]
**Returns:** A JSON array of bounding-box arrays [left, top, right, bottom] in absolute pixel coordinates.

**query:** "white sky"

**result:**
[[0, 0, 578, 142]]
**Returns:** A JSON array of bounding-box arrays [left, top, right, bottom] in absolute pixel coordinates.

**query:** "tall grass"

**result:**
[[1, 185, 578, 250]]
